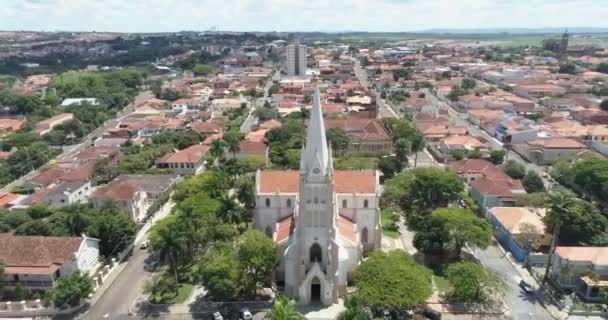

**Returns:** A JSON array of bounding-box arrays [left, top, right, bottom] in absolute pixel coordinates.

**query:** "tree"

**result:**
[[502, 160, 526, 179], [451, 150, 464, 161], [394, 138, 410, 164], [542, 38, 560, 52], [409, 168, 464, 211], [237, 230, 279, 297], [209, 139, 227, 162], [45, 272, 93, 307], [193, 64, 214, 76], [410, 133, 426, 168], [4, 212, 32, 228], [431, 208, 492, 256], [197, 245, 241, 301], [393, 68, 412, 81], [523, 171, 546, 193], [149, 216, 187, 293], [86, 212, 138, 257], [338, 296, 370, 320], [446, 262, 505, 302], [448, 85, 466, 101], [15, 220, 52, 236], [600, 99, 608, 112], [518, 222, 542, 251], [265, 296, 304, 320], [461, 78, 476, 91], [468, 148, 482, 159], [489, 149, 507, 164], [597, 63, 608, 74], [326, 128, 350, 151], [354, 250, 432, 308], [377, 156, 402, 182], [558, 63, 577, 75]]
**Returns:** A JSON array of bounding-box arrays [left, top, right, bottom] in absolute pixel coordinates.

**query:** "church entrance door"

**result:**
[[310, 277, 321, 303]]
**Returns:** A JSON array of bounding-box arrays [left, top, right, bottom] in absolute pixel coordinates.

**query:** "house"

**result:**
[[91, 180, 148, 222], [171, 98, 200, 113], [238, 140, 268, 159], [0, 234, 99, 290], [43, 181, 92, 208], [156, 144, 209, 175], [34, 113, 74, 135], [513, 138, 590, 165], [0, 117, 25, 135], [551, 246, 608, 301], [494, 117, 539, 144], [94, 137, 128, 147], [321, 119, 393, 155], [513, 84, 566, 99], [259, 119, 282, 130], [438, 135, 490, 159], [449, 159, 526, 213], [489, 207, 550, 262], [110, 174, 179, 208], [60, 98, 99, 107], [190, 120, 223, 135]]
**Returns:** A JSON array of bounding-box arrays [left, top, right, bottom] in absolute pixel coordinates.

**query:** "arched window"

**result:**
[[265, 198, 271, 207], [310, 243, 322, 263], [361, 227, 369, 244], [342, 199, 347, 208], [286, 198, 292, 208], [363, 199, 369, 208]]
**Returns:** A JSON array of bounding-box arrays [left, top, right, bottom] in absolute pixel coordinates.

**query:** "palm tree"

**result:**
[[219, 192, 243, 226], [227, 138, 240, 160], [265, 296, 304, 320], [62, 205, 89, 236], [337, 296, 370, 320], [410, 133, 426, 168], [209, 139, 226, 163], [156, 227, 187, 294], [543, 190, 578, 284]]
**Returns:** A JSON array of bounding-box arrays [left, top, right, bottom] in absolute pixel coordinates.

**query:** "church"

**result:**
[[254, 87, 382, 305]]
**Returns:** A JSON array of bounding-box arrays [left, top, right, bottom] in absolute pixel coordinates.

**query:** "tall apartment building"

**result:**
[[285, 42, 307, 76]]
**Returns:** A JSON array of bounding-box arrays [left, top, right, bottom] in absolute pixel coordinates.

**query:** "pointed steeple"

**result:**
[[300, 86, 331, 175]]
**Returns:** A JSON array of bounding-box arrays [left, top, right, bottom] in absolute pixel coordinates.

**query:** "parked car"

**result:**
[[382, 309, 392, 320], [140, 240, 150, 249], [519, 279, 535, 294], [422, 308, 441, 320], [213, 312, 224, 320], [241, 309, 253, 320]]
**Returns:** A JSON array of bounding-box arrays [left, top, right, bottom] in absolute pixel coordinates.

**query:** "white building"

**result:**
[[43, 180, 92, 208], [285, 42, 307, 76], [0, 235, 99, 290], [254, 87, 381, 305]]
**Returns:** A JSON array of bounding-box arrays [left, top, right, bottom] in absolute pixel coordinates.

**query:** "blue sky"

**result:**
[[2, 0, 608, 33]]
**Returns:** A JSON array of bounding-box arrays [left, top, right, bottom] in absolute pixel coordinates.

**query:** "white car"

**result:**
[[213, 312, 224, 320], [242, 309, 253, 320], [140, 240, 150, 249]]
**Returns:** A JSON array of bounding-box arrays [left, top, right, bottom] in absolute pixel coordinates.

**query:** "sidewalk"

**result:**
[[494, 244, 568, 320]]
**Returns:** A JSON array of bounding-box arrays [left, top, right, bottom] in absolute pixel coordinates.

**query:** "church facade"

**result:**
[[254, 87, 381, 305]]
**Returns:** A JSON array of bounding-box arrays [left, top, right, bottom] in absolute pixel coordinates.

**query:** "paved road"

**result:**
[[473, 245, 553, 320]]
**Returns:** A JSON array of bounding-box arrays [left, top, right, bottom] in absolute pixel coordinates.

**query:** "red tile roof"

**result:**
[[527, 138, 586, 149], [190, 120, 223, 134], [59, 161, 96, 182], [321, 119, 390, 141], [337, 215, 356, 242], [275, 214, 294, 243], [92, 180, 141, 201], [239, 140, 267, 157], [0, 193, 17, 207], [259, 119, 282, 130], [259, 170, 377, 194], [157, 144, 209, 164], [0, 235, 83, 275]]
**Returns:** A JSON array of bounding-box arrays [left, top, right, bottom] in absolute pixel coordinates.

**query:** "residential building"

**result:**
[[513, 84, 566, 99], [254, 87, 381, 305], [489, 207, 550, 262], [43, 180, 91, 208], [156, 144, 209, 175], [551, 246, 608, 301], [513, 138, 591, 165], [322, 118, 393, 155], [0, 117, 25, 135], [285, 42, 307, 76], [238, 140, 268, 159], [0, 234, 99, 290], [494, 117, 539, 144], [91, 180, 148, 222], [34, 113, 74, 135], [438, 135, 489, 159]]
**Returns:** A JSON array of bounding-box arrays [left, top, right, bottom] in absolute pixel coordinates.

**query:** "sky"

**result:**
[[2, 0, 608, 33]]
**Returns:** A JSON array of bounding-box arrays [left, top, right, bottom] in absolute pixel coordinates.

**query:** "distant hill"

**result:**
[[419, 28, 608, 34]]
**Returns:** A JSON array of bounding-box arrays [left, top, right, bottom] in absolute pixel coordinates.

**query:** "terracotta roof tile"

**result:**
[[275, 214, 294, 243], [0, 235, 83, 274], [259, 170, 377, 194], [337, 215, 356, 242], [556, 247, 608, 266], [157, 144, 209, 164]]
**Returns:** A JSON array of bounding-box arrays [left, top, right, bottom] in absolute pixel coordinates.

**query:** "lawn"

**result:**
[[433, 275, 453, 295], [381, 207, 401, 239], [333, 156, 379, 170], [150, 282, 194, 304]]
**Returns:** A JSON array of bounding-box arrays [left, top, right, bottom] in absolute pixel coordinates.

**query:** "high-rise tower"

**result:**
[[285, 41, 307, 76]]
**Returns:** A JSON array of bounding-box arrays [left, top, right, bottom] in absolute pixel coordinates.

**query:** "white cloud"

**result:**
[[1, 0, 607, 32]]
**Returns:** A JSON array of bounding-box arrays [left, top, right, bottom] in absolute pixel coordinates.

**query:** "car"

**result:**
[[422, 308, 441, 320], [382, 309, 392, 320], [213, 312, 224, 320], [241, 309, 253, 320], [519, 279, 535, 294], [140, 240, 150, 249]]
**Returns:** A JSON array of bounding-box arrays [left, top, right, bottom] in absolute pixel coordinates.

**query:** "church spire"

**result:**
[[301, 86, 331, 175]]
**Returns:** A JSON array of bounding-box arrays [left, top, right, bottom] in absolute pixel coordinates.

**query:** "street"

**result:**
[[473, 245, 553, 320]]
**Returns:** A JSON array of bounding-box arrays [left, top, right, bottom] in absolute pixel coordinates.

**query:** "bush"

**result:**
[[4, 212, 32, 228]]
